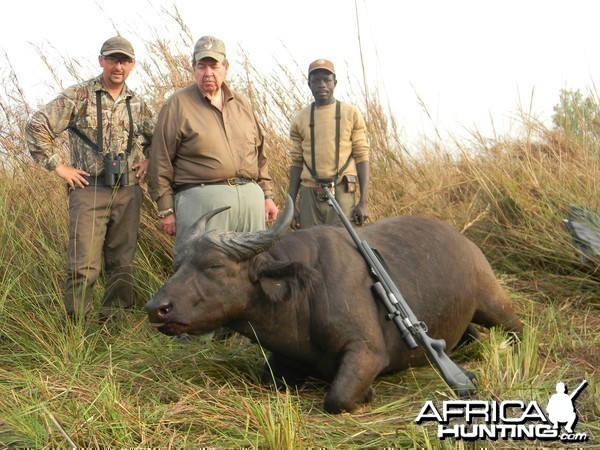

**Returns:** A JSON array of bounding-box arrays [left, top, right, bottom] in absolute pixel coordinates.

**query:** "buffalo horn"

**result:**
[[175, 205, 231, 256], [211, 195, 294, 260]]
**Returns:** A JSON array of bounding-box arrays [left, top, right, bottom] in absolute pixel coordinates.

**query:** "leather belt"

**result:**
[[223, 177, 253, 186], [174, 177, 253, 194]]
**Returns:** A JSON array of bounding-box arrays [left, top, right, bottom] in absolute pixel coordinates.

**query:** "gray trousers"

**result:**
[[174, 181, 265, 251], [297, 184, 356, 229], [66, 185, 142, 318]]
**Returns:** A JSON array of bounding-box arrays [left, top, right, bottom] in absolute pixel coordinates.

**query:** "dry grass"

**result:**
[[0, 10, 598, 449]]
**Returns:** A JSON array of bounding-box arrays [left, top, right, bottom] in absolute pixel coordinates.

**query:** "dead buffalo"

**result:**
[[147, 196, 523, 413]]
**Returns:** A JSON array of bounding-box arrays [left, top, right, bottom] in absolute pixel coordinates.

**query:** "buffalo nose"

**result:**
[[157, 302, 173, 318], [146, 298, 173, 319]]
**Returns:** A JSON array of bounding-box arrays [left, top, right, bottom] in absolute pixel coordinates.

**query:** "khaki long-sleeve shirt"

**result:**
[[149, 82, 274, 211], [25, 75, 154, 175], [290, 101, 370, 188]]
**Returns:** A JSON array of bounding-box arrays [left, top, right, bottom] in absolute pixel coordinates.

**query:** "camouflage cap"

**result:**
[[193, 36, 226, 63], [100, 36, 135, 59], [308, 59, 335, 77]]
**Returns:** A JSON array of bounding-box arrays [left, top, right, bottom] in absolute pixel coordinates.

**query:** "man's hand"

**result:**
[[159, 214, 176, 236], [133, 159, 149, 182], [351, 201, 369, 226], [55, 163, 90, 190], [291, 210, 301, 230], [265, 197, 279, 223]]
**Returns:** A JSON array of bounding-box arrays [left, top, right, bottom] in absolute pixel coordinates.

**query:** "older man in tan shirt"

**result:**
[[149, 36, 278, 250]]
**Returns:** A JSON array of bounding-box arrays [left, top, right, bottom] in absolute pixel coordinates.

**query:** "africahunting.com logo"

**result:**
[[415, 380, 589, 443]]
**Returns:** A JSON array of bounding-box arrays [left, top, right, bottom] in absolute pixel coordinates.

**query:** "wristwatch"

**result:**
[[158, 208, 174, 219], [264, 194, 275, 200]]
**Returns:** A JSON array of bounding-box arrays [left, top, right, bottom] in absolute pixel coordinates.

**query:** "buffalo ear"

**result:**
[[252, 260, 317, 303], [259, 276, 292, 303]]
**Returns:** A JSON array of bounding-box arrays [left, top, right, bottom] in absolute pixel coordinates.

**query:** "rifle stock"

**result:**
[[322, 184, 476, 396]]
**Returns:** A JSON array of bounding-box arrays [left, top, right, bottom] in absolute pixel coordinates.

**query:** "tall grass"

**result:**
[[0, 11, 598, 448]]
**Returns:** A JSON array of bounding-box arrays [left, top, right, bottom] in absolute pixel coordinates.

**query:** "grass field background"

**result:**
[[0, 17, 598, 449]]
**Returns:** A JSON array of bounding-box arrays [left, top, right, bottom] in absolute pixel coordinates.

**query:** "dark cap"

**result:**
[[193, 36, 226, 62], [308, 59, 335, 77], [100, 36, 135, 59]]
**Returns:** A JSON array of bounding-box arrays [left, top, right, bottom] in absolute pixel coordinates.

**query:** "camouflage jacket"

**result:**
[[25, 75, 154, 175]]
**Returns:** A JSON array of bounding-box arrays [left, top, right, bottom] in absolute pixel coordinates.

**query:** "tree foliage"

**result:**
[[552, 88, 600, 145]]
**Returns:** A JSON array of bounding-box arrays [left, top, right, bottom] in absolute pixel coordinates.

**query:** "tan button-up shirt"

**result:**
[[149, 82, 274, 211]]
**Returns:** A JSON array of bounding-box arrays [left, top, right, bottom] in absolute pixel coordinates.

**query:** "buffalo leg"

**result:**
[[261, 354, 309, 389], [454, 323, 480, 349], [323, 347, 388, 414], [473, 286, 524, 335]]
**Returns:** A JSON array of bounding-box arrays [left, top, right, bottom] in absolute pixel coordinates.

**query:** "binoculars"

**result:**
[[104, 152, 129, 187]]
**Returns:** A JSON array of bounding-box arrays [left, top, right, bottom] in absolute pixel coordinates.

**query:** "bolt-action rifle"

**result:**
[[320, 181, 477, 396]]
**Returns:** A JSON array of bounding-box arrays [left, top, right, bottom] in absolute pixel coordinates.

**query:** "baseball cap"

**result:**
[[308, 59, 335, 77], [100, 36, 135, 59], [193, 36, 226, 62]]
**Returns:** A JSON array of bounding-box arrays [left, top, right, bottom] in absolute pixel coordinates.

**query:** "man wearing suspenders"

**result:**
[[288, 59, 371, 229], [25, 36, 155, 321]]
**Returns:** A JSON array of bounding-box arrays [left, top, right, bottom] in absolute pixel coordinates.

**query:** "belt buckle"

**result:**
[[227, 177, 238, 186]]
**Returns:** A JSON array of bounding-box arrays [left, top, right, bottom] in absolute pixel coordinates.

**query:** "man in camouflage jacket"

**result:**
[[25, 36, 155, 320]]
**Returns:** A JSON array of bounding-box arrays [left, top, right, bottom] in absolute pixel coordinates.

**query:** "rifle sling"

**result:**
[[305, 100, 352, 183]]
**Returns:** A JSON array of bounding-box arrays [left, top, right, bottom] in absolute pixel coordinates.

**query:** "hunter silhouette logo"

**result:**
[[415, 379, 589, 442], [546, 380, 587, 434]]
